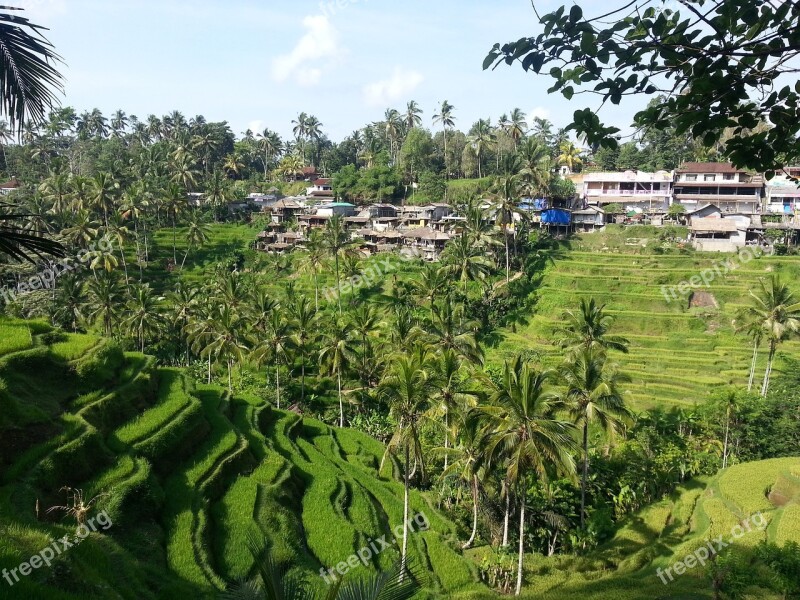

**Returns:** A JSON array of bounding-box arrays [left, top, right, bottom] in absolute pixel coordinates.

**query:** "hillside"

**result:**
[[488, 228, 800, 411], [464, 456, 800, 599], [0, 319, 484, 599]]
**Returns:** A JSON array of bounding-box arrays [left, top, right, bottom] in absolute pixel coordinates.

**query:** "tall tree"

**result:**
[[560, 347, 631, 528], [432, 101, 456, 180], [479, 356, 576, 596], [319, 318, 356, 428]]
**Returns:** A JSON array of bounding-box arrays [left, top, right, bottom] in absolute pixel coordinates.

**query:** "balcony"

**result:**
[[586, 189, 670, 196]]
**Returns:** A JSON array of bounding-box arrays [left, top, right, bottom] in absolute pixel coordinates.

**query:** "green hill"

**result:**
[[0, 319, 484, 599], [488, 235, 800, 411], [465, 456, 800, 599]]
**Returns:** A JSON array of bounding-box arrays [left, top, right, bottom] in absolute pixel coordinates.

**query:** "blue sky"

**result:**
[[22, 0, 643, 141]]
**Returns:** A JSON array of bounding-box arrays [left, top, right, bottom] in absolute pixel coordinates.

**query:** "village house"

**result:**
[[674, 162, 763, 214], [765, 172, 800, 221], [582, 170, 674, 213], [0, 176, 21, 195], [572, 206, 606, 232], [267, 198, 303, 224], [316, 202, 357, 218], [306, 178, 334, 200]]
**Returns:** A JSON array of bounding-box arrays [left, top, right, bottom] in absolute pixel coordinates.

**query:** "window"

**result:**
[[723, 173, 735, 181], [685, 174, 697, 181], [704, 174, 716, 182]]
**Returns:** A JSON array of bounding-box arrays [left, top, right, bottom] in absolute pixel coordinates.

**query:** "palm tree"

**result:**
[[557, 142, 583, 172], [735, 312, 764, 392], [440, 410, 485, 549], [110, 110, 128, 137], [405, 100, 423, 130], [86, 271, 125, 337], [531, 117, 553, 145], [203, 304, 249, 392], [348, 303, 383, 386], [411, 262, 449, 306], [492, 165, 525, 283], [426, 296, 483, 365], [180, 216, 210, 269], [289, 296, 319, 404], [441, 233, 493, 294], [162, 183, 186, 265], [428, 349, 478, 473], [508, 108, 528, 150], [123, 284, 164, 353], [740, 276, 800, 397], [560, 348, 631, 529], [432, 101, 456, 179], [556, 298, 630, 357], [0, 8, 63, 133], [90, 172, 118, 228], [479, 356, 577, 596], [468, 119, 495, 179], [252, 310, 292, 410], [52, 274, 84, 333], [301, 230, 326, 310], [320, 318, 356, 428], [383, 108, 403, 165], [518, 138, 552, 198], [292, 112, 309, 162], [257, 128, 282, 178], [379, 351, 433, 578], [322, 214, 353, 314]]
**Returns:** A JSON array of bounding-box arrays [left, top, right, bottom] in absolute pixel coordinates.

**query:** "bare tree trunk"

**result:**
[[502, 479, 511, 547], [400, 444, 410, 581], [761, 342, 776, 397], [443, 411, 449, 473], [722, 407, 730, 469], [581, 423, 588, 529], [463, 474, 479, 549], [748, 339, 758, 392], [338, 370, 344, 428], [276, 358, 281, 410], [515, 489, 526, 596]]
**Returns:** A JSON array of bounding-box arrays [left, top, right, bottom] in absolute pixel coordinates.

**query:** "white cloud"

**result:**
[[528, 106, 551, 125], [271, 15, 343, 87], [362, 67, 424, 107]]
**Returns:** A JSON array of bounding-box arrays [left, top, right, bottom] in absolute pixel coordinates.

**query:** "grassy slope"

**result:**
[[0, 320, 482, 599], [487, 226, 800, 411]]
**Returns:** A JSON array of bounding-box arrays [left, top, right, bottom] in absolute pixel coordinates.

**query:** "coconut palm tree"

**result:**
[[86, 271, 125, 337], [0, 8, 63, 133], [405, 100, 423, 130], [300, 230, 326, 310], [508, 108, 528, 150], [735, 313, 764, 392], [90, 172, 118, 228], [348, 303, 383, 386], [52, 274, 84, 333], [320, 318, 356, 427], [251, 310, 293, 410], [740, 276, 800, 397], [555, 298, 630, 357], [123, 284, 164, 353], [110, 110, 128, 137], [322, 214, 354, 314], [289, 296, 319, 404], [379, 351, 433, 578], [162, 183, 186, 265], [257, 128, 282, 178], [427, 349, 478, 472], [432, 101, 456, 179], [518, 138, 552, 198], [440, 410, 486, 549], [557, 142, 583, 172], [180, 216, 210, 269], [426, 296, 483, 365], [411, 262, 450, 307], [492, 163, 526, 283], [441, 233, 493, 294], [479, 356, 577, 596], [560, 347, 631, 528], [531, 117, 553, 145], [203, 304, 249, 392], [468, 119, 495, 179]]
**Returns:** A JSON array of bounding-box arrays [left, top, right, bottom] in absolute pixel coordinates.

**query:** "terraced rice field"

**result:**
[[0, 319, 483, 599], [489, 250, 800, 410]]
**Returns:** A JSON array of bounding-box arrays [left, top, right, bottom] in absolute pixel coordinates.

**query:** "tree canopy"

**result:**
[[485, 0, 800, 175]]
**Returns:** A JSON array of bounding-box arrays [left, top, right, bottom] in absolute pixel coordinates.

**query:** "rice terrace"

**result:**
[[1, 1, 800, 599]]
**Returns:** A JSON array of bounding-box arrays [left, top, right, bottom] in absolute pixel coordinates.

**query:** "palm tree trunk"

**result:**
[[180, 242, 192, 270], [301, 350, 306, 403], [463, 474, 479, 549], [172, 216, 177, 265], [504, 223, 510, 284], [581, 422, 588, 529], [502, 481, 511, 547], [760, 342, 776, 397], [722, 407, 730, 469], [134, 220, 143, 282], [228, 359, 233, 392], [443, 410, 449, 473], [207, 354, 211, 384], [400, 444, 410, 581], [338, 370, 344, 428], [335, 253, 342, 314], [515, 489, 526, 596], [314, 272, 319, 311], [747, 339, 758, 391], [275, 357, 281, 410]]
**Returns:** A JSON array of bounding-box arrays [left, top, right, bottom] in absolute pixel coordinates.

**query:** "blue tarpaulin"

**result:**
[[541, 208, 571, 225]]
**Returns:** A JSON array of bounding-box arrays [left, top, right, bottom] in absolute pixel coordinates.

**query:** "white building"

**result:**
[[765, 173, 800, 217], [674, 163, 762, 214], [582, 170, 673, 213]]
